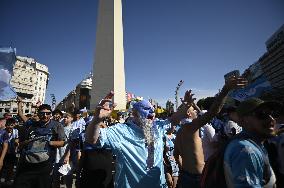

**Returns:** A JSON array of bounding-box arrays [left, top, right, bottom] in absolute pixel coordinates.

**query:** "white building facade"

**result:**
[[0, 56, 49, 116]]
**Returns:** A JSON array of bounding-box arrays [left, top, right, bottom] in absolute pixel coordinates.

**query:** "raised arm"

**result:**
[[0, 143, 8, 170], [185, 76, 247, 132], [17, 97, 28, 123], [168, 90, 196, 126], [85, 92, 116, 145]]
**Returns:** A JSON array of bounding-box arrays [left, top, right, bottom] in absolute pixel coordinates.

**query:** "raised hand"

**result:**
[[180, 90, 196, 106], [174, 90, 196, 120], [16, 96, 23, 103], [95, 91, 117, 120]]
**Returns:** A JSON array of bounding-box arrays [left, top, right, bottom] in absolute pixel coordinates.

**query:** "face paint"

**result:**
[[133, 100, 155, 119]]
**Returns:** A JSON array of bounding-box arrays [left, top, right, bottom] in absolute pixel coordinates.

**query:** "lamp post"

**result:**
[[50, 94, 56, 110], [175, 80, 184, 111], [71, 90, 76, 112]]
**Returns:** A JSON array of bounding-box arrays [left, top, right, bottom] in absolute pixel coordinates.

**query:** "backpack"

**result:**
[[23, 120, 57, 163], [200, 133, 251, 188]]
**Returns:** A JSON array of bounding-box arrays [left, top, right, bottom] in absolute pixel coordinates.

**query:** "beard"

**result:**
[[136, 114, 155, 146], [135, 114, 156, 169]]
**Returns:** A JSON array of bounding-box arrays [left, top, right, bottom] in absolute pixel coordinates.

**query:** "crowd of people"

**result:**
[[0, 76, 283, 188]]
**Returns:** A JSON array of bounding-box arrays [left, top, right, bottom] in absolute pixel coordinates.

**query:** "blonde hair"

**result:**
[[64, 113, 72, 118]]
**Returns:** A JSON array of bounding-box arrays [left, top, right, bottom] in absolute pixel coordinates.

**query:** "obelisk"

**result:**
[[91, 0, 126, 110]]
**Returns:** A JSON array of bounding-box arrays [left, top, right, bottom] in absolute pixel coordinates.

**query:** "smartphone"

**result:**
[[105, 91, 114, 108], [105, 91, 114, 99], [224, 70, 240, 80]]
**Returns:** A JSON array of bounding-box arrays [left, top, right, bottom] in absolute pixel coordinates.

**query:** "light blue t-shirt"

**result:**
[[98, 119, 171, 188], [55, 125, 73, 163], [224, 132, 276, 188]]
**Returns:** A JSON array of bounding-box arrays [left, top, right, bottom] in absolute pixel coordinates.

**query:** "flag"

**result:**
[[126, 92, 135, 102], [229, 76, 272, 101], [0, 47, 17, 101]]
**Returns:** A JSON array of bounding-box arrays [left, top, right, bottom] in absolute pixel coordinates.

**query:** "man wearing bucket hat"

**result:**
[[85, 90, 194, 188], [224, 97, 280, 187]]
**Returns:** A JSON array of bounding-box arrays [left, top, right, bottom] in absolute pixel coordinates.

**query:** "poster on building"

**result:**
[[229, 76, 272, 101], [0, 47, 17, 101]]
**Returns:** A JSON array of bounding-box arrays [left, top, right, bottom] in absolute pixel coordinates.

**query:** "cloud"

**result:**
[[0, 69, 12, 84]]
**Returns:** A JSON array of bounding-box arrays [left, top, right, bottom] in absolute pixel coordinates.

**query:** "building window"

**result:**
[[5, 109, 10, 113], [80, 96, 87, 101], [25, 109, 29, 113], [13, 108, 17, 113]]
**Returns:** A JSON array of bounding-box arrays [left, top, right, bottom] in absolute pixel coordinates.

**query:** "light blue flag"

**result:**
[[229, 76, 272, 101], [0, 47, 17, 101]]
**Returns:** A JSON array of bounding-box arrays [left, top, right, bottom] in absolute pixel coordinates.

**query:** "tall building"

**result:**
[[0, 56, 49, 116], [76, 75, 92, 110], [240, 24, 284, 101], [56, 75, 92, 112], [91, 0, 126, 110], [259, 24, 284, 89]]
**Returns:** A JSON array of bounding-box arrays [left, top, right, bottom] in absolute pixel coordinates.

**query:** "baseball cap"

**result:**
[[236, 98, 281, 117]]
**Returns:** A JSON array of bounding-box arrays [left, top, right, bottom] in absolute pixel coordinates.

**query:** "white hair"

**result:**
[[136, 113, 155, 146]]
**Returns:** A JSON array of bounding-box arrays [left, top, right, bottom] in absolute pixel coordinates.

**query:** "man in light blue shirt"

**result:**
[[86, 91, 192, 188], [99, 119, 170, 187], [224, 98, 278, 188]]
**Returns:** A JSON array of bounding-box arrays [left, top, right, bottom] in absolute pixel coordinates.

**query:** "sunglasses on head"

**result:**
[[251, 109, 279, 120], [38, 112, 52, 116]]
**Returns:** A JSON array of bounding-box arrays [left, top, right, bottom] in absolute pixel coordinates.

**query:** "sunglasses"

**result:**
[[38, 112, 52, 116], [252, 109, 279, 120], [5, 124, 14, 127]]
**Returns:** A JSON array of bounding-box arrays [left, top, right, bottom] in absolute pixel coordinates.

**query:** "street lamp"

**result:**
[[175, 80, 184, 111], [50, 94, 56, 110], [71, 90, 76, 111]]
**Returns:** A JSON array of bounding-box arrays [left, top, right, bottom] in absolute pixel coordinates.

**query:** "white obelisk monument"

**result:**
[[91, 0, 126, 110]]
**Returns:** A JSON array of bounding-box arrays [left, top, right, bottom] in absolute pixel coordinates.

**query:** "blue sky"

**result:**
[[1, 0, 284, 107]]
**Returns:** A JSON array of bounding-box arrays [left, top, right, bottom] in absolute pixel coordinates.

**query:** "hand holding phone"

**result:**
[[96, 91, 116, 120], [105, 91, 114, 100], [224, 70, 240, 81]]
